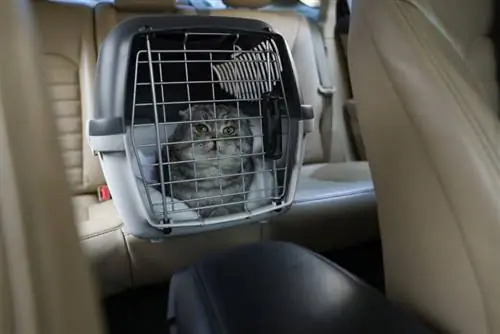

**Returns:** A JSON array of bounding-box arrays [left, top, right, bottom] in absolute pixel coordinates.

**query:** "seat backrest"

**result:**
[[1, 1, 105, 332], [94, 0, 327, 164], [349, 0, 500, 333], [94, 0, 187, 45], [33, 0, 104, 194]]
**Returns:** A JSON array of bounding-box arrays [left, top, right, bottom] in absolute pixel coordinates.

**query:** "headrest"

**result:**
[[114, 0, 176, 11], [222, 0, 272, 8]]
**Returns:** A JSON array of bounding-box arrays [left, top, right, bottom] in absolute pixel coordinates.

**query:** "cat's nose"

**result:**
[[211, 141, 217, 151]]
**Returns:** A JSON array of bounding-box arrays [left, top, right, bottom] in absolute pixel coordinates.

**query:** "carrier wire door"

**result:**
[[89, 16, 313, 239]]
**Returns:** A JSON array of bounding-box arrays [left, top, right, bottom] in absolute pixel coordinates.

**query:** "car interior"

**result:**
[[1, 0, 498, 333]]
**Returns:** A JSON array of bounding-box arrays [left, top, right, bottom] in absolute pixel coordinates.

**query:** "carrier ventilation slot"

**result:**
[[212, 39, 283, 100]]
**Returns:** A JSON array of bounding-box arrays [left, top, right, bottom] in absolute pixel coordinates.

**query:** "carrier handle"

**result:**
[[87, 118, 126, 154]]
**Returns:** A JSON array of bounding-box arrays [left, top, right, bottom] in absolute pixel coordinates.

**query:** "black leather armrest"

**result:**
[[168, 241, 436, 334]]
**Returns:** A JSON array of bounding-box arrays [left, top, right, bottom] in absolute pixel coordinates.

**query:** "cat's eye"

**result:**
[[194, 124, 209, 133], [222, 126, 236, 135]]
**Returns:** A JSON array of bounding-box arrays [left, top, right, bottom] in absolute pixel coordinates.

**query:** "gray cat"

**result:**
[[157, 104, 255, 218]]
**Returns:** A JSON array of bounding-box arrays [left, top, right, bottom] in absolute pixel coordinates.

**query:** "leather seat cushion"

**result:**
[[266, 162, 377, 251], [167, 241, 435, 334]]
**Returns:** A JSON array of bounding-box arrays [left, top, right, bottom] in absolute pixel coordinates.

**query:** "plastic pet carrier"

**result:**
[[88, 15, 314, 239]]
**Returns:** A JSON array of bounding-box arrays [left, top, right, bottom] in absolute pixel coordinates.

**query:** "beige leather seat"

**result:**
[[33, 1, 106, 225], [33, 0, 131, 294], [1, 0, 104, 331], [349, 0, 500, 333]]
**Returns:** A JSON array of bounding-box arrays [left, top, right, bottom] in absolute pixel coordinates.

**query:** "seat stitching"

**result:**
[[399, 0, 500, 173], [290, 14, 301, 53], [360, 2, 491, 332], [121, 229, 135, 287], [79, 223, 123, 240], [368, 0, 493, 326], [292, 187, 374, 204], [396, 7, 499, 330], [464, 35, 497, 108], [78, 30, 86, 191]]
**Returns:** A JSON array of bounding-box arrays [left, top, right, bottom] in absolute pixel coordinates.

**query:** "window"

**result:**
[[177, 0, 227, 9], [298, 0, 320, 8], [51, 0, 100, 4]]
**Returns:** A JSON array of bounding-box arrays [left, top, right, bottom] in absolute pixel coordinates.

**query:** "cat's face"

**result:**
[[172, 104, 253, 164]]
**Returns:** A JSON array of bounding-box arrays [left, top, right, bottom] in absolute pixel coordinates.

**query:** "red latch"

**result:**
[[98, 185, 112, 202]]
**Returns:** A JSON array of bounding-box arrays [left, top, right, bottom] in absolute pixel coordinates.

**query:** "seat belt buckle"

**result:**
[[97, 185, 112, 202], [318, 85, 335, 97]]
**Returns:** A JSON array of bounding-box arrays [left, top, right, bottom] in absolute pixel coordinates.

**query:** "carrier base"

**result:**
[[167, 241, 435, 334]]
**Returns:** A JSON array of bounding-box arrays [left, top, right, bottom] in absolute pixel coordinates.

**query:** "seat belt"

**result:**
[[307, 19, 335, 97], [317, 0, 354, 161], [307, 18, 338, 161]]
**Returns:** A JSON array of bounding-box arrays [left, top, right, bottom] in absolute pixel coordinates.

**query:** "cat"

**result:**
[[156, 104, 255, 218]]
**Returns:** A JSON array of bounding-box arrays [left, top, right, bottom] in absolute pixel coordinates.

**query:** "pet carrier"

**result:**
[[88, 15, 314, 239]]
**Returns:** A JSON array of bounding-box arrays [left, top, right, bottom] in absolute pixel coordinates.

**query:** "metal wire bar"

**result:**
[[152, 192, 283, 215], [152, 195, 281, 213], [135, 97, 261, 107], [157, 52, 176, 214], [182, 33, 200, 217], [131, 31, 291, 222], [136, 134, 258, 148], [131, 51, 156, 213], [168, 188, 281, 206], [136, 79, 280, 86], [207, 51, 225, 206], [149, 179, 285, 207], [133, 116, 263, 126], [138, 60, 280, 66], [146, 34, 169, 218], [230, 33, 251, 214], [147, 167, 285, 187], [140, 152, 266, 168], [256, 68, 268, 197], [137, 49, 279, 54], [178, 186, 284, 205]]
